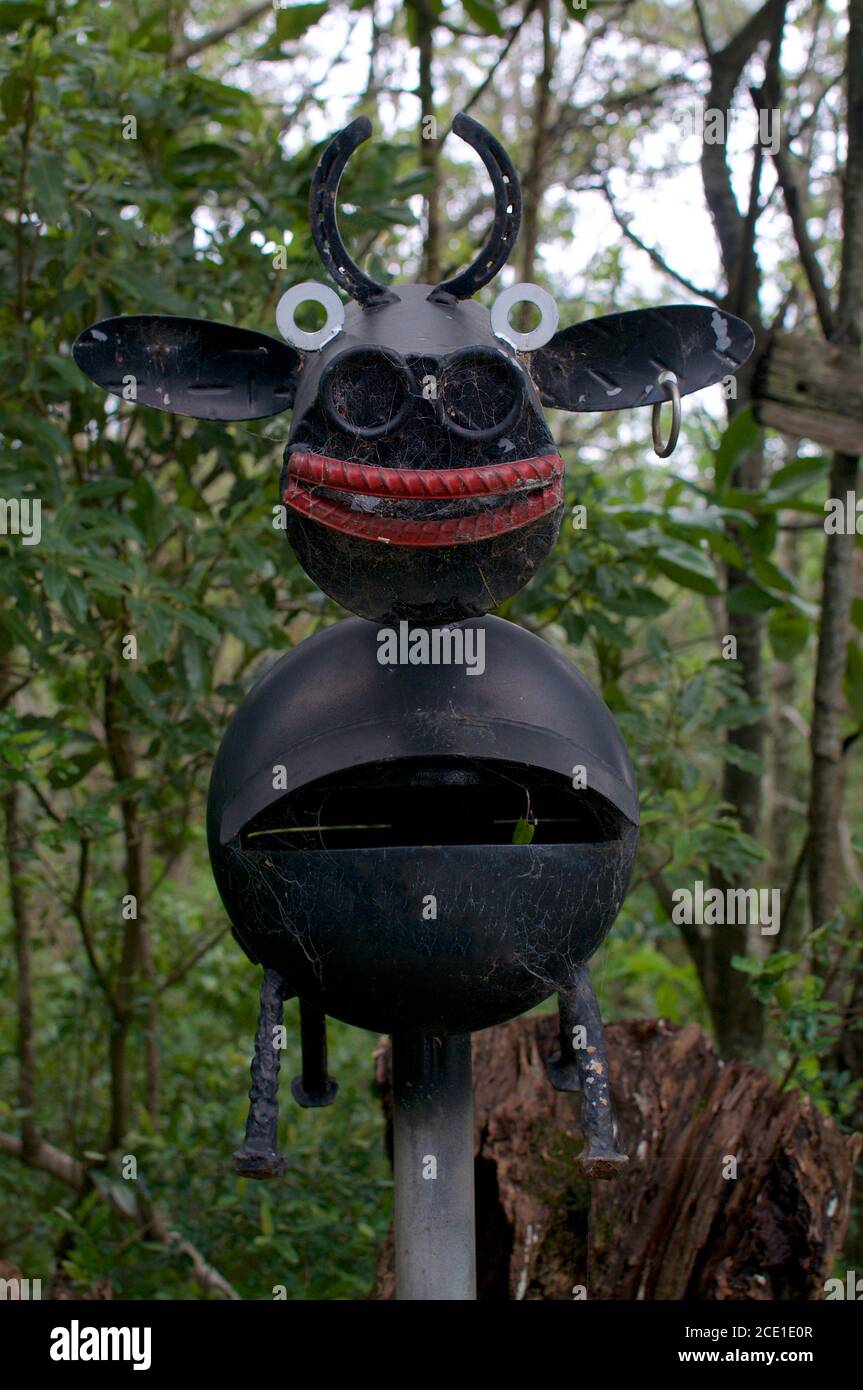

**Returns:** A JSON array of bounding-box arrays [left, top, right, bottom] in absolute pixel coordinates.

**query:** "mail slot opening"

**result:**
[[238, 757, 625, 852]]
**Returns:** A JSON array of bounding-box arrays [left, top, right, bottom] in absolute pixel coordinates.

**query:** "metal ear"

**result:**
[[490, 283, 559, 351], [527, 305, 756, 414], [72, 315, 300, 421], [276, 281, 345, 351]]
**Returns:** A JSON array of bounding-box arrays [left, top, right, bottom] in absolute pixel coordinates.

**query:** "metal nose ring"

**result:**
[[652, 370, 681, 458]]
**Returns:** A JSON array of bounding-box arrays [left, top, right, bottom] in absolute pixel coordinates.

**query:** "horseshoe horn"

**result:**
[[308, 112, 522, 308]]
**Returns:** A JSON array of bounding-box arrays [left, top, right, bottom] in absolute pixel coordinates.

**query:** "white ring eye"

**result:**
[[276, 281, 345, 351], [490, 282, 559, 351]]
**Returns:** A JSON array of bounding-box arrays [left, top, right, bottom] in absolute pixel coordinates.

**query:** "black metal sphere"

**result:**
[[208, 616, 638, 1036]]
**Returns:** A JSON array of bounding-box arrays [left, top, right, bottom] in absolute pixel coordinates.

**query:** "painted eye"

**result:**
[[437, 348, 524, 441], [490, 282, 559, 351], [276, 281, 345, 350], [321, 348, 416, 439]]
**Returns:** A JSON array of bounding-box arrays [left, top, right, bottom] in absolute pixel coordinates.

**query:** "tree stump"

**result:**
[[373, 1017, 861, 1300]]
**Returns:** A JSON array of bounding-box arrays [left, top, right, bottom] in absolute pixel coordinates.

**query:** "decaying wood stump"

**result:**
[[373, 1017, 861, 1300]]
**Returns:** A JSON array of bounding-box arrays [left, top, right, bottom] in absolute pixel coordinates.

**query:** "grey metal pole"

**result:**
[[392, 1033, 476, 1301]]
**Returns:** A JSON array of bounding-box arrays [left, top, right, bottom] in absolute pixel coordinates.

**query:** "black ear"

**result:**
[[73, 315, 300, 420], [528, 305, 755, 412]]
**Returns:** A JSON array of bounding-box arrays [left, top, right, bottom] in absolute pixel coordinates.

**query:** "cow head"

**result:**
[[74, 114, 754, 624]]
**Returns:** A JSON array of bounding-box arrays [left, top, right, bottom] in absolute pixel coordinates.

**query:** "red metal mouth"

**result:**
[[282, 450, 564, 547]]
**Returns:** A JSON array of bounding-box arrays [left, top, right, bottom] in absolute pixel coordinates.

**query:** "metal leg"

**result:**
[[392, 1034, 476, 1301], [546, 965, 628, 1179], [545, 985, 581, 1092], [291, 999, 338, 1108], [233, 969, 290, 1179]]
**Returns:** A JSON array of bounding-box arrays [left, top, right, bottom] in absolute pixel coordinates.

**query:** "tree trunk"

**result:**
[[695, 3, 786, 1056], [373, 1016, 860, 1300], [3, 785, 39, 1163], [807, 0, 863, 932], [417, 0, 441, 283], [518, 0, 553, 288], [104, 673, 159, 1145], [767, 527, 804, 941]]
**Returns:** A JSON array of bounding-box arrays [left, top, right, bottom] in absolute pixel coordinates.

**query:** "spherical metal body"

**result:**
[[208, 616, 639, 1036]]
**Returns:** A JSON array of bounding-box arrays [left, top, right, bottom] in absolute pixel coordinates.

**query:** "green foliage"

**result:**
[[732, 917, 862, 1123]]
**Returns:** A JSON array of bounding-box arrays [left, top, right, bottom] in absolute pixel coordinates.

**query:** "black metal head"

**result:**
[[73, 114, 755, 624]]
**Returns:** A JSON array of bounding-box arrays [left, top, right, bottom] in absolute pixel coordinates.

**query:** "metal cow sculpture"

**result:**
[[73, 113, 755, 624], [73, 116, 755, 1202]]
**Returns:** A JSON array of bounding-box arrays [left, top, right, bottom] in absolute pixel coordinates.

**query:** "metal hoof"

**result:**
[[545, 1050, 581, 1092], [291, 1075, 338, 1108], [577, 1148, 628, 1180], [232, 1147, 287, 1179]]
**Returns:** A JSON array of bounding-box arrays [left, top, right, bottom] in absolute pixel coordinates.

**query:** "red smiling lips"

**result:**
[[283, 449, 565, 547]]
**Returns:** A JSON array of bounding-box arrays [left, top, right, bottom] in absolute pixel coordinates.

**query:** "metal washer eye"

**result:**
[[436, 346, 525, 442], [490, 282, 559, 351], [320, 346, 417, 440], [276, 281, 345, 351]]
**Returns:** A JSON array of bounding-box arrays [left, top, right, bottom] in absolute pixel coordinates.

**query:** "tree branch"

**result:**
[[440, 0, 536, 139], [169, 1, 273, 66], [0, 1131, 239, 1300], [601, 180, 719, 300], [69, 837, 118, 1015], [750, 86, 836, 336], [158, 925, 229, 994]]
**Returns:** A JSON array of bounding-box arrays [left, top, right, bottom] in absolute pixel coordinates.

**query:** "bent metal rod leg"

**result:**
[[546, 964, 628, 1180], [233, 968, 290, 1179], [392, 1033, 476, 1301], [292, 999, 338, 1107]]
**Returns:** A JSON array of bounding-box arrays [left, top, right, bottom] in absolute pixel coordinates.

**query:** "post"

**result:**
[[392, 1033, 476, 1300]]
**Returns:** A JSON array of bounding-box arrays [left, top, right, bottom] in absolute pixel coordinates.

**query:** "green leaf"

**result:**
[[654, 543, 720, 595], [462, 0, 505, 36], [712, 408, 759, 495], [31, 156, 68, 225], [43, 561, 66, 603], [774, 980, 793, 1010], [726, 584, 782, 614], [768, 607, 810, 661], [173, 607, 221, 644], [275, 3, 328, 43], [606, 587, 669, 618], [705, 531, 745, 568], [404, 0, 444, 44], [751, 554, 793, 593], [47, 749, 104, 789], [679, 673, 706, 719], [0, 3, 43, 31], [211, 604, 268, 647], [179, 635, 209, 697], [1, 72, 28, 122], [722, 743, 763, 773], [731, 954, 762, 975], [764, 455, 830, 503], [76, 478, 134, 501], [512, 816, 536, 845], [259, 1193, 273, 1239]]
